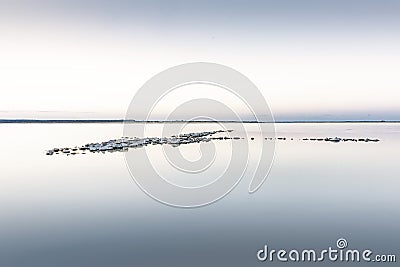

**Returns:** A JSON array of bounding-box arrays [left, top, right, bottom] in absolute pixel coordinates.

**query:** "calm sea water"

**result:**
[[0, 123, 398, 266]]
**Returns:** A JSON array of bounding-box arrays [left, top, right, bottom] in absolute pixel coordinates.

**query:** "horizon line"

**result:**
[[0, 119, 399, 124]]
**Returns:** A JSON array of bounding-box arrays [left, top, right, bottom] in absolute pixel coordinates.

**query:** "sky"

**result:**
[[0, 0, 399, 121]]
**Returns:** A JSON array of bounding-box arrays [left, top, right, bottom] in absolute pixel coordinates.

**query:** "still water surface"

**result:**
[[0, 123, 398, 266]]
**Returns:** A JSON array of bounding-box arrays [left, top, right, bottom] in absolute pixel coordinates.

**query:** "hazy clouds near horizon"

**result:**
[[0, 0, 399, 120]]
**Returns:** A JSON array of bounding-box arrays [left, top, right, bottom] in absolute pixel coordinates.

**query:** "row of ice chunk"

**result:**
[[46, 130, 236, 155]]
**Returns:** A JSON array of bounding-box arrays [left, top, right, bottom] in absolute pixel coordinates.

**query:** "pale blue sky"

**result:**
[[0, 0, 399, 120]]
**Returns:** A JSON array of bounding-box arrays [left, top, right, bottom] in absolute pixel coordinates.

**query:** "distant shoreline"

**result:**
[[0, 119, 399, 124]]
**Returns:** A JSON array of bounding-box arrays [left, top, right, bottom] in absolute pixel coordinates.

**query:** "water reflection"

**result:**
[[0, 123, 398, 266]]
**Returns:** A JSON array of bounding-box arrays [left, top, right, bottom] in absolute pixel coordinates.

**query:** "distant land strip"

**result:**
[[0, 119, 399, 123]]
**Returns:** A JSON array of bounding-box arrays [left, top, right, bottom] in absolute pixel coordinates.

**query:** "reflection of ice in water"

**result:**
[[179, 142, 202, 162], [146, 134, 232, 189]]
